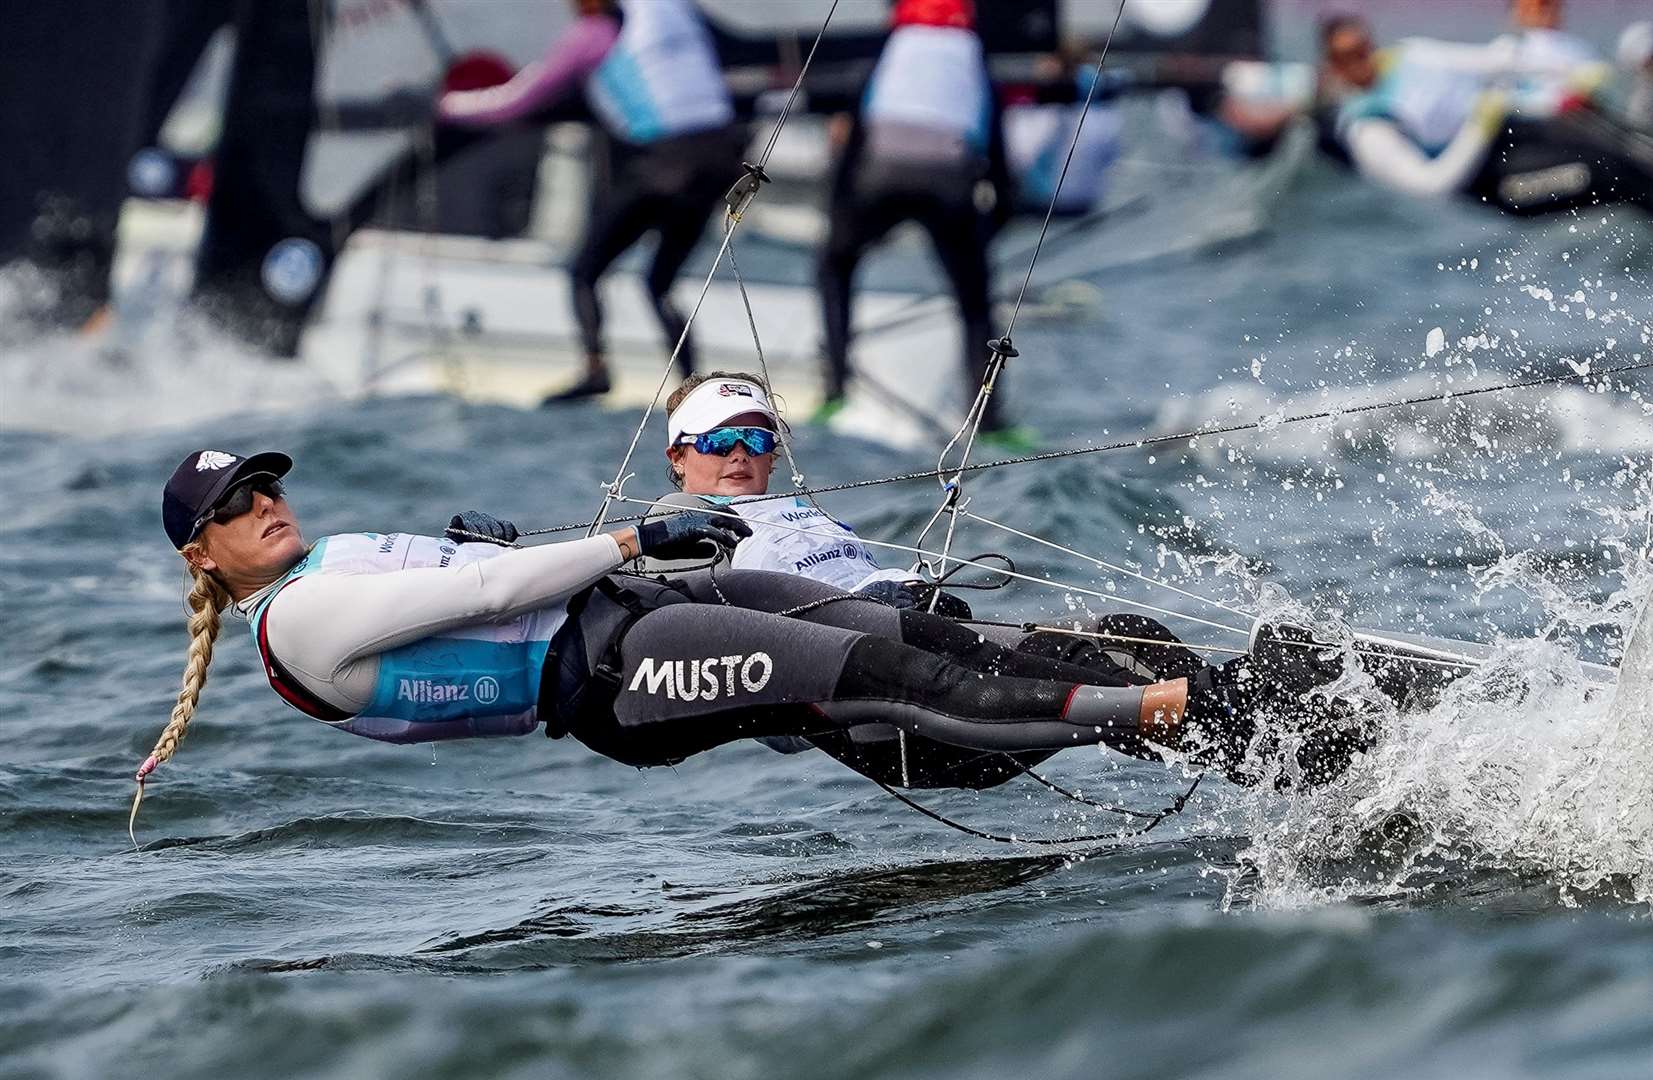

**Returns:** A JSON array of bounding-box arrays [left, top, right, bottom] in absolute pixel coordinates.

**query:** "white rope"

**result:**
[[960, 509, 1257, 621], [611, 494, 1251, 638]]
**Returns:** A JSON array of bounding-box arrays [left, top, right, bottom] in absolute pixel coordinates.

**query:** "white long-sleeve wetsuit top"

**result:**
[[240, 533, 623, 720]]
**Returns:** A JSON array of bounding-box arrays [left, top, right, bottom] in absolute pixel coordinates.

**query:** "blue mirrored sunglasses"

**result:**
[[679, 427, 778, 456]]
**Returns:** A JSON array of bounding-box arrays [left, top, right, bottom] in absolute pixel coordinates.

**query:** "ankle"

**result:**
[[1139, 678, 1187, 744]]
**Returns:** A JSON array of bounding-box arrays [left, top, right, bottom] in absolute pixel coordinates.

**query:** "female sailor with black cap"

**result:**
[[134, 446, 1370, 833]]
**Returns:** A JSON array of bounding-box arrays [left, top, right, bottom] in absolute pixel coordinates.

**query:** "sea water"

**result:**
[[4, 149, 1653, 1078]]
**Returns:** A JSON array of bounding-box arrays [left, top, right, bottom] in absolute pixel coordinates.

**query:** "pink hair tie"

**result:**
[[135, 755, 159, 782]]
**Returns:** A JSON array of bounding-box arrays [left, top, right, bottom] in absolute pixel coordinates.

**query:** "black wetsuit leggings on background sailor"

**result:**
[[817, 159, 1001, 429], [570, 126, 747, 374], [545, 570, 1153, 779]]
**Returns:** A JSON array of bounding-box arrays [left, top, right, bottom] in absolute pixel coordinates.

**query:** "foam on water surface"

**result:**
[[1230, 556, 1653, 911]]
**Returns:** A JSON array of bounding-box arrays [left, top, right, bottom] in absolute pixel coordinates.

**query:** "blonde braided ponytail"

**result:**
[[129, 557, 230, 847]]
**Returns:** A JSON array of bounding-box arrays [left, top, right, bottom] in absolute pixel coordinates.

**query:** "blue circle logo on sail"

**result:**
[[261, 238, 325, 306]]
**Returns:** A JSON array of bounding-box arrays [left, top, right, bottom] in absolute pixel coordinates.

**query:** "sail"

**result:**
[[190, 0, 334, 357], [0, 0, 164, 328]]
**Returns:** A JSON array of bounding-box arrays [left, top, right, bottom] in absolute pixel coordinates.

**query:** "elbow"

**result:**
[[470, 538, 619, 621], [466, 564, 530, 622], [472, 584, 525, 622]]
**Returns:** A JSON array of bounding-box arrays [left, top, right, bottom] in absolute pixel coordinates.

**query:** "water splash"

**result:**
[[1231, 549, 1653, 911], [0, 266, 337, 436]]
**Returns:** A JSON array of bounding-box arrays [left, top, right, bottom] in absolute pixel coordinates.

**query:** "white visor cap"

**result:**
[[666, 379, 779, 445]]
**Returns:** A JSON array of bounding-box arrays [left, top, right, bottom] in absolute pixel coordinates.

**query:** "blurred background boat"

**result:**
[[5, 0, 1318, 447]]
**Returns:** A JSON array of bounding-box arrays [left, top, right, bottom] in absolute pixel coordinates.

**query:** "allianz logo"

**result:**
[[627, 653, 773, 699], [397, 676, 501, 705], [794, 547, 848, 571]]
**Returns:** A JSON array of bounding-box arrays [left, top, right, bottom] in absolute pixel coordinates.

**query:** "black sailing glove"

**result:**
[[446, 510, 519, 545], [1247, 622, 1347, 699], [909, 583, 974, 620], [635, 510, 752, 560]]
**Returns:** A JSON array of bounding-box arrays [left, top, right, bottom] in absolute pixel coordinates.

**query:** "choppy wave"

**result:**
[[1155, 368, 1653, 466], [6, 907, 1650, 1080], [1229, 553, 1653, 910]]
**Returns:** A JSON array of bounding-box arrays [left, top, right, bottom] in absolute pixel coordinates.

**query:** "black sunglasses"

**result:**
[[193, 477, 285, 537]]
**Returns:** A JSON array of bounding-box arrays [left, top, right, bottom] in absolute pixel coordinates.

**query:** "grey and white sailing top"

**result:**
[[861, 24, 993, 165], [637, 492, 911, 593]]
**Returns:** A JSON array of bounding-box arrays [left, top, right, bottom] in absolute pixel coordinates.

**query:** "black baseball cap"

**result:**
[[162, 448, 293, 549]]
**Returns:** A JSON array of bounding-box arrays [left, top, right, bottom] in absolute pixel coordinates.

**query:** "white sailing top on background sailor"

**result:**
[[587, 0, 733, 144], [439, 0, 731, 144], [860, 21, 993, 163]]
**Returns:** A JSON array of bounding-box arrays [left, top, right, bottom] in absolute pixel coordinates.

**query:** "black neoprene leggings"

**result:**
[[570, 127, 746, 372], [817, 159, 1000, 428], [567, 570, 1150, 769]]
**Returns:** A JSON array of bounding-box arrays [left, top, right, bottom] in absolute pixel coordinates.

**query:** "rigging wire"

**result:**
[[586, 0, 842, 536], [512, 357, 1653, 537], [726, 241, 818, 505], [1017, 764, 1200, 819], [960, 509, 1256, 621], [960, 619, 1491, 672], [960, 619, 1246, 657], [873, 772, 1202, 846], [604, 493, 1252, 636], [913, 0, 1133, 596], [846, 191, 1154, 346], [471, 0, 1644, 843], [997, 1, 1132, 355]]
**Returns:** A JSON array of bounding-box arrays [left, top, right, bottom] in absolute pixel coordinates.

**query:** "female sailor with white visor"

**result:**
[[447, 374, 1375, 792]]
